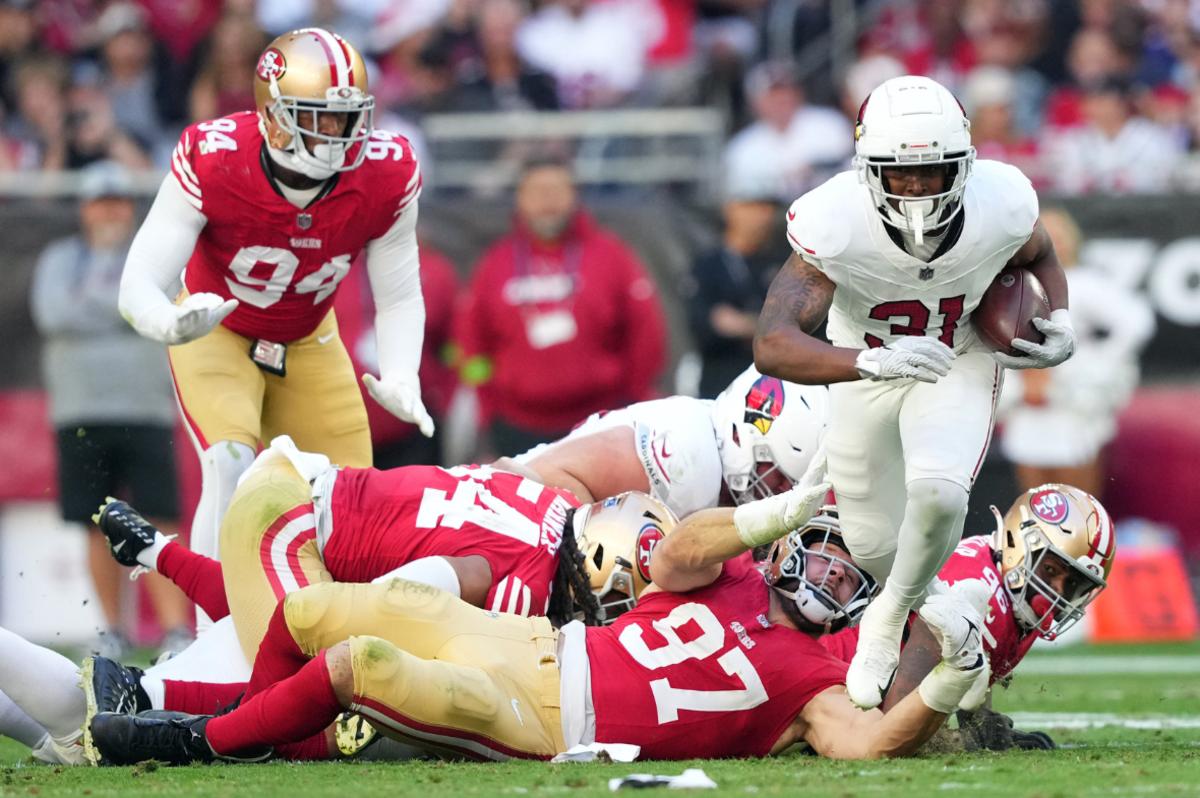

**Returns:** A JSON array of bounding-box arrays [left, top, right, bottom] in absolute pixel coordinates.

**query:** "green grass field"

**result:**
[[1, 641, 1196, 798]]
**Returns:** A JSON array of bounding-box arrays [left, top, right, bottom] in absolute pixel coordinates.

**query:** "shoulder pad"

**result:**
[[972, 159, 1039, 240], [360, 130, 422, 215], [784, 172, 858, 260]]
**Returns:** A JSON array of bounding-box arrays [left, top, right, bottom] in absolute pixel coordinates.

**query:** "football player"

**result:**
[[88, 474, 991, 765], [819, 483, 1115, 748], [117, 28, 433, 606], [0, 483, 679, 765], [754, 75, 1076, 707], [499, 364, 830, 518]]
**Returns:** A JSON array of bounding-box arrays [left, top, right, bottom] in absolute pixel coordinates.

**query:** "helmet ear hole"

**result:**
[[592, 544, 604, 570]]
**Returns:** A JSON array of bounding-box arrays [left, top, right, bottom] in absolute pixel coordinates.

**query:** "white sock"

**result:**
[[0, 627, 86, 738], [141, 674, 165, 710], [188, 440, 255, 631], [0, 689, 49, 748], [136, 533, 172, 570]]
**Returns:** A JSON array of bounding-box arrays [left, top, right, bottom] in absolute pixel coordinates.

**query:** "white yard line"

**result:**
[[1017, 655, 1200, 675], [1008, 712, 1200, 730]]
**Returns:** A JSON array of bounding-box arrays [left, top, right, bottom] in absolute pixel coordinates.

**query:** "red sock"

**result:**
[[243, 600, 309, 700], [162, 680, 247, 715], [205, 652, 342, 755], [276, 732, 334, 761], [157, 541, 230, 620]]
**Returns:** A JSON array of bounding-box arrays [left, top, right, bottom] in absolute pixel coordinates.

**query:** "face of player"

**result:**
[[1031, 550, 1098, 619], [753, 461, 794, 498], [802, 541, 863, 608], [516, 165, 577, 242], [880, 163, 948, 206], [295, 108, 352, 152]]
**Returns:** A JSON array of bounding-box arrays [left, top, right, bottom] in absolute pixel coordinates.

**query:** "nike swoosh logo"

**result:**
[[317, 331, 337, 345], [787, 210, 796, 221], [510, 698, 524, 726], [112, 541, 125, 553]]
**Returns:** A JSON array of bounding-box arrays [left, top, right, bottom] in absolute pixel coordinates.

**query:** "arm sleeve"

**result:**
[[364, 199, 425, 380], [118, 175, 207, 339]]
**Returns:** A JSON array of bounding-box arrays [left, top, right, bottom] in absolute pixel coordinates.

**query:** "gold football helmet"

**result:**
[[764, 507, 877, 633], [574, 492, 678, 624], [253, 27, 374, 178], [993, 484, 1116, 639]]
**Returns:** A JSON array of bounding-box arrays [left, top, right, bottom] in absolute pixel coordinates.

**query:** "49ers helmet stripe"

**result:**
[[306, 27, 352, 88]]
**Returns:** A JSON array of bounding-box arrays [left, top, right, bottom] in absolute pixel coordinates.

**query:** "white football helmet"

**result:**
[[853, 75, 975, 243], [253, 27, 375, 179], [711, 365, 828, 505], [763, 507, 877, 633], [993, 484, 1115, 640]]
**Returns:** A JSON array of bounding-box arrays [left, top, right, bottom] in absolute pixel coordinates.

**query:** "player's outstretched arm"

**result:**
[[650, 473, 830, 593], [753, 253, 859, 384], [799, 582, 990, 758]]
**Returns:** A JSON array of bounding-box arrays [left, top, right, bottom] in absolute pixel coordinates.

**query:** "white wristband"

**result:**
[[916, 663, 978, 714]]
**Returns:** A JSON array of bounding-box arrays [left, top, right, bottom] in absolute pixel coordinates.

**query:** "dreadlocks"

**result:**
[[547, 508, 602, 628]]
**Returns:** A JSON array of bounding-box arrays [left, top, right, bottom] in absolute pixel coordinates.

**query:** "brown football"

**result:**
[[972, 266, 1050, 355]]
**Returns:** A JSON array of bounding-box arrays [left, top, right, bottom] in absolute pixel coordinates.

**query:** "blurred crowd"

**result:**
[[4, 0, 1200, 197]]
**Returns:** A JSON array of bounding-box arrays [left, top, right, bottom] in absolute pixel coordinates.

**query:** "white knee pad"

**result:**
[[904, 478, 969, 535], [191, 441, 256, 561]]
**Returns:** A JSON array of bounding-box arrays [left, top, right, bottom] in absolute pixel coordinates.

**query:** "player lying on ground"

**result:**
[[88, 475, 991, 765], [818, 483, 1115, 750], [500, 365, 830, 518]]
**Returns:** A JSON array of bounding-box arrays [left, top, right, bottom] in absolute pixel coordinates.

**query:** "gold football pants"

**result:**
[[283, 579, 566, 760], [169, 305, 372, 467], [221, 456, 332, 660]]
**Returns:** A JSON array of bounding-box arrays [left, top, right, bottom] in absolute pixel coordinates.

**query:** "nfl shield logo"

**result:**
[[919, 267, 935, 280]]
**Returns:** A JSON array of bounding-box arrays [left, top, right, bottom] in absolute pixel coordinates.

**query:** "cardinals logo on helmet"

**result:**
[[1030, 488, 1069, 525], [635, 523, 664, 582], [256, 48, 287, 82], [744, 375, 785, 435]]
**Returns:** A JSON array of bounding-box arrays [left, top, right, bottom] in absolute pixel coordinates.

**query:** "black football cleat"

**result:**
[[92, 498, 159, 567], [89, 711, 272, 766], [80, 655, 150, 765]]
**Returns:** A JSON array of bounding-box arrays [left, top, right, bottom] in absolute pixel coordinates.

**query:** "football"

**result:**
[[972, 266, 1051, 355]]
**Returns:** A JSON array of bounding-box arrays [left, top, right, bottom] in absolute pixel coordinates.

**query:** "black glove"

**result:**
[[956, 707, 1057, 751]]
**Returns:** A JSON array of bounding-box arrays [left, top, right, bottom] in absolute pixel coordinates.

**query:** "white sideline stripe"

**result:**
[[1008, 712, 1200, 730], [1018, 655, 1200, 675]]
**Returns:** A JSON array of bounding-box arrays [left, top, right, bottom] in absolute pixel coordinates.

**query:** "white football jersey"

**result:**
[[785, 159, 1039, 353], [515, 396, 723, 518]]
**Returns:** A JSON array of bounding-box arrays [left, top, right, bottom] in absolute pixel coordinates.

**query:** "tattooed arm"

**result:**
[[753, 253, 863, 384]]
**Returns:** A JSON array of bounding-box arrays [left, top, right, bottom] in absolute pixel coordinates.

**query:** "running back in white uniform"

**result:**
[[785, 159, 1038, 579]]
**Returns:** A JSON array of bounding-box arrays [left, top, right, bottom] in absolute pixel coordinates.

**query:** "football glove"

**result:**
[[127, 292, 238, 346], [733, 479, 832, 549], [855, 336, 956, 383], [916, 579, 991, 714], [363, 373, 435, 437], [991, 308, 1076, 370]]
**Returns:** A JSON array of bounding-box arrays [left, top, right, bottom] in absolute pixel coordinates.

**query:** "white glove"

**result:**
[[855, 336, 956, 383], [916, 579, 991, 713], [362, 373, 435, 437], [130, 292, 238, 345], [991, 309, 1076, 370], [732, 480, 832, 549]]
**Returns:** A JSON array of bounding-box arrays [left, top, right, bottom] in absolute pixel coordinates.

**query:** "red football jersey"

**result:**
[[585, 557, 848, 759], [323, 464, 579, 616], [169, 112, 421, 342], [821, 536, 1036, 683]]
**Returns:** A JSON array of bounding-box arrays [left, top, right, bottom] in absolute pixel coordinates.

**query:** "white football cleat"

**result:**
[[845, 601, 904, 709]]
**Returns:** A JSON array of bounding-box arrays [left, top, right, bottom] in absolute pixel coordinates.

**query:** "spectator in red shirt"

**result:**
[[334, 243, 461, 469], [453, 156, 668, 456]]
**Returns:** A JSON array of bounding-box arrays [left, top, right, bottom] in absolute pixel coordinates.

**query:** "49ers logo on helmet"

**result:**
[[635, 523, 664, 582], [1030, 489, 1069, 525], [256, 48, 287, 82], [744, 375, 785, 435]]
